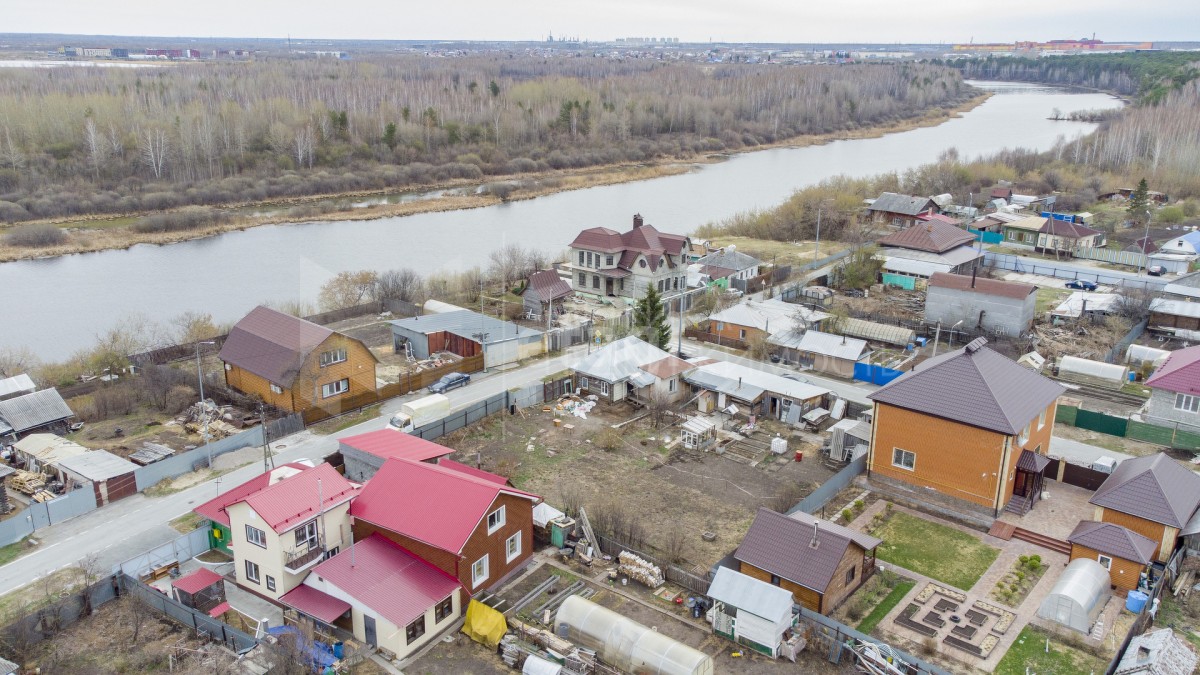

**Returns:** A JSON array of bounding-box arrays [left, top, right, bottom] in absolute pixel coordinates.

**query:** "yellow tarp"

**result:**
[[461, 599, 507, 648]]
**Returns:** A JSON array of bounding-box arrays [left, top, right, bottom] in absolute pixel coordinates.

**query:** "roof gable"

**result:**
[[735, 508, 876, 593], [525, 270, 573, 303], [194, 462, 314, 527], [350, 458, 538, 555], [242, 463, 359, 533], [1089, 453, 1200, 528], [218, 306, 335, 387], [1067, 521, 1157, 565], [877, 221, 976, 253], [1145, 345, 1200, 395], [868, 339, 1065, 435], [572, 336, 676, 383]]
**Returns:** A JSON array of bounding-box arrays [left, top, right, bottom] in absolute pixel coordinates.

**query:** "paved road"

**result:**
[[0, 342, 595, 597]]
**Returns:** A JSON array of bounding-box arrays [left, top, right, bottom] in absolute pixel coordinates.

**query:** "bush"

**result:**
[[594, 427, 622, 451], [164, 385, 197, 415], [4, 223, 67, 247], [842, 508, 854, 522], [131, 207, 230, 234], [853, 499, 865, 512]]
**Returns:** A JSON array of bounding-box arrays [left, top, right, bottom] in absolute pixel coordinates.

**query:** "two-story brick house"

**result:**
[[350, 458, 540, 593], [219, 305, 378, 414], [197, 462, 360, 601], [867, 338, 1065, 519], [565, 214, 690, 300]]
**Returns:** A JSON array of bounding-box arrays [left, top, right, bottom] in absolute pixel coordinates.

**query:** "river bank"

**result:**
[[0, 93, 990, 264]]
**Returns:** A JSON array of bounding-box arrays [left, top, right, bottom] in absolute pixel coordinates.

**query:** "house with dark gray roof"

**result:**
[[866, 192, 938, 229], [0, 388, 75, 443], [693, 247, 763, 284], [867, 338, 1065, 518], [1089, 453, 1200, 563], [734, 507, 880, 614], [220, 306, 378, 414], [1068, 521, 1157, 593], [1114, 628, 1198, 675], [520, 269, 573, 321], [565, 213, 690, 301]]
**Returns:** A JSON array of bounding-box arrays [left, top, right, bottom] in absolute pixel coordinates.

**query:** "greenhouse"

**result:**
[[555, 596, 714, 675], [1036, 558, 1111, 633]]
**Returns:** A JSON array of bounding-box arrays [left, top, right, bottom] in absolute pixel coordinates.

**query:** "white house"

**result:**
[[565, 214, 690, 301], [707, 567, 795, 658], [571, 336, 695, 404]]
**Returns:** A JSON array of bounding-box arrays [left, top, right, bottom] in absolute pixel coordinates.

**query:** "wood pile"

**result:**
[[10, 470, 45, 495], [618, 551, 665, 588], [31, 490, 56, 503]]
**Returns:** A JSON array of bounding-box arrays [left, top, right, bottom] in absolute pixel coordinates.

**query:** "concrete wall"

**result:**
[[924, 285, 1035, 336]]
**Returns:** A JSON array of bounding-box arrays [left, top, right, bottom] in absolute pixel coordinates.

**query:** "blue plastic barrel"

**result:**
[[1129, 372, 1137, 382], [1126, 590, 1148, 613], [333, 642, 344, 659]]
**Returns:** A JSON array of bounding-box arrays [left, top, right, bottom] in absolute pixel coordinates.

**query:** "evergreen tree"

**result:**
[[1128, 178, 1151, 225], [633, 285, 671, 351]]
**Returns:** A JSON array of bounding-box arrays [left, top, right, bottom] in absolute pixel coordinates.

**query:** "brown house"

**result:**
[[1088, 453, 1200, 563], [734, 508, 881, 614], [1067, 521, 1157, 594], [350, 458, 540, 593], [867, 338, 1065, 518], [219, 305, 378, 414], [866, 192, 938, 229]]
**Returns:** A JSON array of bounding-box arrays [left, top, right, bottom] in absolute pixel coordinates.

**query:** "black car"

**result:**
[[1065, 280, 1098, 291], [428, 372, 471, 394], [1147, 265, 1166, 276]]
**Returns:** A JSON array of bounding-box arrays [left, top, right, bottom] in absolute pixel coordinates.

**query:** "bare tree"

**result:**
[[1115, 285, 1156, 322], [171, 310, 221, 344], [373, 268, 426, 304], [138, 127, 169, 179], [318, 270, 379, 310], [84, 118, 107, 180], [0, 345, 38, 377]]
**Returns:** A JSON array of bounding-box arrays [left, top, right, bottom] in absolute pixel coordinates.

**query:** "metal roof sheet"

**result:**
[[868, 340, 1065, 435], [1054, 292, 1120, 318], [0, 389, 74, 434], [279, 584, 352, 624], [193, 463, 316, 527], [56, 449, 139, 481], [683, 369, 766, 402], [786, 509, 882, 551], [1089, 453, 1200, 528], [1016, 449, 1052, 473], [877, 221, 976, 253], [0, 374, 35, 399], [218, 306, 335, 388], [13, 433, 88, 465], [867, 192, 935, 217], [708, 298, 828, 335], [1145, 343, 1200, 395], [243, 463, 359, 533], [171, 568, 224, 595], [928, 272, 1036, 300], [882, 257, 949, 277], [1067, 521, 1157, 565], [693, 360, 828, 402], [839, 319, 916, 347], [390, 309, 542, 344], [338, 429, 452, 463], [525, 270, 573, 303], [735, 508, 878, 595], [694, 249, 762, 272], [707, 567, 794, 622], [571, 336, 676, 384], [778, 330, 870, 361]]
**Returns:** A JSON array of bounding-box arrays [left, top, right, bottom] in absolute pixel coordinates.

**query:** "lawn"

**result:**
[[857, 580, 916, 635], [308, 403, 381, 435], [1036, 287, 1071, 314], [0, 538, 33, 567], [872, 511, 1000, 590], [994, 626, 1109, 675], [706, 236, 848, 269], [169, 512, 204, 534]]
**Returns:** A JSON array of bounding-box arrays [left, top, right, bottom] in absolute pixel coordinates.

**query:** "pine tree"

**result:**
[[633, 285, 671, 351], [1127, 178, 1151, 225]]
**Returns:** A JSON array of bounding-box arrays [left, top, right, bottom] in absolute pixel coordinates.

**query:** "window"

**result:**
[[405, 616, 426, 644], [435, 597, 454, 623], [224, 363, 231, 371], [639, 259, 647, 268], [578, 272, 586, 286], [716, 322, 724, 331], [578, 251, 585, 265], [668, 378, 676, 392], [270, 384, 283, 394], [1098, 554, 1113, 570], [769, 574, 782, 586], [324, 546, 340, 560], [295, 520, 318, 549], [245, 560, 260, 584], [739, 329, 747, 339], [1038, 409, 1047, 429], [319, 348, 347, 367], [266, 575, 276, 592], [586, 252, 593, 266], [592, 275, 600, 289], [321, 378, 349, 398], [506, 531, 522, 563], [892, 448, 916, 471], [245, 525, 267, 548], [606, 255, 613, 266], [845, 566, 856, 584], [1176, 393, 1200, 413], [599, 380, 609, 395], [619, 279, 624, 291], [487, 506, 506, 534], [471, 555, 489, 588], [580, 377, 589, 390]]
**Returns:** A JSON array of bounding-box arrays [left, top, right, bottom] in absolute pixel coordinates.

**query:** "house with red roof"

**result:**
[[339, 429, 453, 482], [566, 213, 690, 300], [193, 462, 318, 555], [214, 462, 360, 601], [351, 459, 540, 593], [1143, 345, 1200, 432], [279, 533, 463, 659]]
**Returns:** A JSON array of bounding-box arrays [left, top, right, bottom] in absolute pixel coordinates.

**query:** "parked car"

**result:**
[[1147, 265, 1166, 276], [427, 372, 471, 394], [1065, 280, 1098, 291]]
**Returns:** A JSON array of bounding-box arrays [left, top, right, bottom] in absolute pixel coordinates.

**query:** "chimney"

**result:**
[[810, 521, 820, 548], [633, 213, 644, 229]]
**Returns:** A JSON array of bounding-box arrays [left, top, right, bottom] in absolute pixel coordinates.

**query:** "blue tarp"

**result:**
[[266, 625, 338, 669], [853, 362, 905, 386]]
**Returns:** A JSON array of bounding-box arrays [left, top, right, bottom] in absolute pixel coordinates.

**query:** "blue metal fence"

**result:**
[[788, 457, 867, 516]]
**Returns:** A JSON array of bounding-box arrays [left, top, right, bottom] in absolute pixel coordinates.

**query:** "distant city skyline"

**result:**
[[3, 0, 1196, 44]]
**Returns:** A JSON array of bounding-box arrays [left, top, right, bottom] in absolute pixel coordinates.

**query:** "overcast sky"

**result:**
[[3, 0, 1195, 44]]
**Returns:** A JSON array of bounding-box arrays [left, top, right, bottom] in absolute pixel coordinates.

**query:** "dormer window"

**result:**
[[639, 259, 647, 268]]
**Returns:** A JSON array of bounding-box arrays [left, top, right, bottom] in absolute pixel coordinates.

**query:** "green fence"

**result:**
[[881, 273, 917, 290], [1057, 405, 1200, 452]]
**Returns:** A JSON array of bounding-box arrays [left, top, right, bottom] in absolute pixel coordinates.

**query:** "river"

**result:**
[[4, 82, 1123, 360]]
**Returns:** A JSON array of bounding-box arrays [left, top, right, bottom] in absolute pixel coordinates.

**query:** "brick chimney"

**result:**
[[632, 213, 644, 229]]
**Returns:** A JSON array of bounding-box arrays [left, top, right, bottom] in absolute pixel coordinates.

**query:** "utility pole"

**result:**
[[259, 403, 275, 473], [813, 206, 823, 264], [676, 294, 684, 357], [194, 340, 216, 465]]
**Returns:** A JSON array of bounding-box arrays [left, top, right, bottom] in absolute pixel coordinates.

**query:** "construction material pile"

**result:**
[[10, 470, 45, 495], [554, 394, 596, 420], [179, 400, 243, 440], [618, 551, 665, 588]]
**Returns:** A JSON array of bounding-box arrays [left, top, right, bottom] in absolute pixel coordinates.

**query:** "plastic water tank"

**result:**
[[1126, 590, 1149, 614], [771, 437, 788, 455]]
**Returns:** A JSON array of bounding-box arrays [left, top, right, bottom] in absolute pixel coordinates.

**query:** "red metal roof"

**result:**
[[279, 584, 352, 624], [243, 463, 359, 533], [309, 534, 461, 629], [1145, 345, 1200, 395], [207, 601, 231, 618], [172, 568, 224, 595], [569, 219, 688, 274], [352, 459, 539, 555], [193, 462, 315, 527], [524, 270, 573, 304], [438, 459, 510, 485], [339, 429, 453, 463]]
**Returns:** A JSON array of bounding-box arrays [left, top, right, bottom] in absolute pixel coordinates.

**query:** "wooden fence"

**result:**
[[682, 327, 749, 351], [596, 535, 711, 596], [301, 353, 484, 425]]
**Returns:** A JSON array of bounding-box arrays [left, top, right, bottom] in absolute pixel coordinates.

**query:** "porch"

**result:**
[[995, 477, 1097, 541], [1003, 450, 1051, 516]]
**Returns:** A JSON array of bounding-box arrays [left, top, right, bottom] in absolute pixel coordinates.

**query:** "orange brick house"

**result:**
[[866, 338, 1065, 518], [219, 306, 378, 414], [1088, 453, 1200, 563]]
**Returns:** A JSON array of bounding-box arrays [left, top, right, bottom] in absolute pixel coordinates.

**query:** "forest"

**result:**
[[0, 56, 973, 223], [951, 51, 1200, 102]]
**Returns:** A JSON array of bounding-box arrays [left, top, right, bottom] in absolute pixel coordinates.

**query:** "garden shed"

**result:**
[[1036, 558, 1111, 633], [706, 567, 795, 658]]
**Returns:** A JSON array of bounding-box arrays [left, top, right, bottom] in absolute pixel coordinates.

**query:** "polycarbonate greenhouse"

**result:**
[[555, 596, 714, 675], [1037, 558, 1111, 633]]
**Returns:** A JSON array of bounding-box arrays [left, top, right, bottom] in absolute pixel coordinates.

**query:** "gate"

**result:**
[[1061, 463, 1110, 491]]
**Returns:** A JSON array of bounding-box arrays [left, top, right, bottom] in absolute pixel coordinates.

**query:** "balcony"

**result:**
[[284, 542, 326, 574]]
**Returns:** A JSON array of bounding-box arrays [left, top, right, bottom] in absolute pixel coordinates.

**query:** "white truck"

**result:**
[[387, 393, 451, 433]]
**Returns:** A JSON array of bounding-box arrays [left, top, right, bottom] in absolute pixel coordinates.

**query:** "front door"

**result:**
[[606, 278, 614, 296], [363, 614, 377, 646]]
